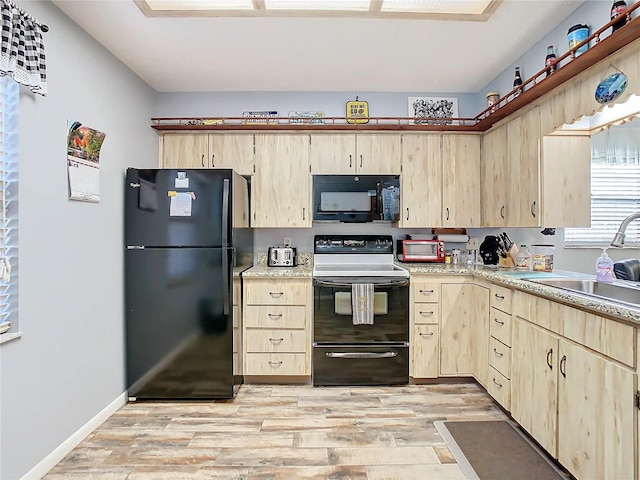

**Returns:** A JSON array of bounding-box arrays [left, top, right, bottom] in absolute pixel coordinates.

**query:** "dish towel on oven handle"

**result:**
[[352, 283, 374, 325]]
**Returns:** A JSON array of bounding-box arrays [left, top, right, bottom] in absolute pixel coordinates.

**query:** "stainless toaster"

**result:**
[[267, 246, 298, 267]]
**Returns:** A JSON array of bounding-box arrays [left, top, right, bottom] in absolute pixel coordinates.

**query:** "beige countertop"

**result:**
[[242, 252, 313, 278], [241, 256, 640, 325], [396, 260, 640, 325]]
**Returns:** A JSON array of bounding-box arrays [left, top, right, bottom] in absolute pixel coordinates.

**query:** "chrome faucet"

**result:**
[[611, 212, 640, 247]]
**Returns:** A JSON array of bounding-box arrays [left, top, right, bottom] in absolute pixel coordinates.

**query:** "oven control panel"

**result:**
[[314, 235, 393, 254]]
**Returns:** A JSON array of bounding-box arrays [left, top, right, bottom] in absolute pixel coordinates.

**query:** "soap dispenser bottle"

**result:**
[[595, 248, 615, 282]]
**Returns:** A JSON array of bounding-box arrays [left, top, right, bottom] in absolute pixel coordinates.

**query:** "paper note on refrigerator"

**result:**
[[169, 192, 192, 216]]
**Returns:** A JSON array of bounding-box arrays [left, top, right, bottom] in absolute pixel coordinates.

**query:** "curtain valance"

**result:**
[[0, 0, 47, 96]]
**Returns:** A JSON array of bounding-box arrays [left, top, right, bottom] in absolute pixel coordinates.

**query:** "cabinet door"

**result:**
[[481, 125, 508, 227], [208, 134, 254, 175], [508, 107, 540, 227], [442, 134, 481, 227], [309, 134, 356, 174], [253, 134, 311, 227], [440, 282, 489, 385], [411, 324, 438, 378], [511, 319, 558, 457], [541, 135, 591, 227], [557, 340, 635, 480], [400, 134, 442, 227], [161, 133, 208, 168], [355, 134, 402, 174]]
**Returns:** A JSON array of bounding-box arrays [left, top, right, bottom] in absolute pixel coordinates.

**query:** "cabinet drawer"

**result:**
[[491, 284, 512, 314], [490, 308, 512, 347], [412, 303, 439, 325], [244, 305, 306, 329], [487, 366, 510, 410], [489, 336, 511, 379], [245, 329, 307, 353], [411, 324, 438, 378], [412, 282, 440, 303], [244, 353, 307, 375], [245, 279, 309, 305]]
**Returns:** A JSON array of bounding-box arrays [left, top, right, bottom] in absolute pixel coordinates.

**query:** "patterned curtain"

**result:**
[[0, 0, 46, 96]]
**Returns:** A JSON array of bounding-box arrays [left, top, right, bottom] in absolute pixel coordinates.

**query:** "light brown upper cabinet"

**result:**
[[442, 134, 482, 227], [540, 134, 591, 227], [507, 107, 541, 227], [207, 134, 254, 175], [253, 134, 311, 228], [309, 133, 401, 174], [160, 133, 254, 175], [399, 134, 443, 227], [160, 133, 209, 169], [481, 124, 509, 227]]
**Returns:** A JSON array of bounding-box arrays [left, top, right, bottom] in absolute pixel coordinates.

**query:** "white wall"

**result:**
[[0, 2, 158, 479]]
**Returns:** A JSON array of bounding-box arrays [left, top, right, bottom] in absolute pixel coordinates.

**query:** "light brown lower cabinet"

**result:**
[[512, 318, 636, 480], [243, 277, 311, 376], [440, 281, 489, 387]]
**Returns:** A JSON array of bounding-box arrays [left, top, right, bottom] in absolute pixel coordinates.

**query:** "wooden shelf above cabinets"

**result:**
[[151, 4, 640, 134]]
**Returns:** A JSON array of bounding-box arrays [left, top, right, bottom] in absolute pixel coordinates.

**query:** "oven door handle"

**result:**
[[325, 351, 399, 359], [313, 279, 409, 288]]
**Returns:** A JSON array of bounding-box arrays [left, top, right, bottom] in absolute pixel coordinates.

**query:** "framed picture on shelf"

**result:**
[[243, 111, 278, 125], [289, 111, 325, 124], [408, 96, 459, 125]]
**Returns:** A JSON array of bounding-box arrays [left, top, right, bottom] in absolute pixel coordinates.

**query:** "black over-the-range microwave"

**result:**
[[312, 175, 400, 223]]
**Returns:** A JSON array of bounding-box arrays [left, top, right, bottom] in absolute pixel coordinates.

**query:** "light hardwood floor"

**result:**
[[43, 383, 507, 480]]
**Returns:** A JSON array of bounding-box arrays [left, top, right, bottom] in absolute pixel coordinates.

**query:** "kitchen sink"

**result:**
[[528, 277, 640, 308]]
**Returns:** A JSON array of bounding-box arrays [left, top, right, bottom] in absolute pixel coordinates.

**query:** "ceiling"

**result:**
[[51, 0, 586, 93]]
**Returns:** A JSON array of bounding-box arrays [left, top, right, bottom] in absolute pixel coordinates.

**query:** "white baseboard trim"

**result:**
[[21, 392, 127, 480]]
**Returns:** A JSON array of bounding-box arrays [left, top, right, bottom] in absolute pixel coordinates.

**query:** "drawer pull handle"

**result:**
[[419, 289, 434, 294], [493, 317, 504, 325], [494, 294, 505, 300], [268, 361, 283, 366], [268, 313, 283, 320], [419, 332, 434, 337], [492, 378, 503, 388], [269, 337, 284, 343], [269, 292, 284, 297], [547, 348, 553, 370], [419, 310, 434, 316], [493, 348, 504, 357]]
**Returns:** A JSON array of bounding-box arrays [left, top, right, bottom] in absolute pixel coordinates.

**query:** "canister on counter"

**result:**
[[531, 244, 556, 272]]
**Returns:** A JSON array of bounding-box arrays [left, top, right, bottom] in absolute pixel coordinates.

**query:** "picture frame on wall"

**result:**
[[408, 96, 459, 125]]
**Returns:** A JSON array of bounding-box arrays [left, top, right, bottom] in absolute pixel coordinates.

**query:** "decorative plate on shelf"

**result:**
[[0, 322, 11, 334], [595, 72, 628, 104]]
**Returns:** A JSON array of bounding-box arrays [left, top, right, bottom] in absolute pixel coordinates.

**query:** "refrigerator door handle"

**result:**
[[222, 178, 230, 246], [223, 249, 231, 316]]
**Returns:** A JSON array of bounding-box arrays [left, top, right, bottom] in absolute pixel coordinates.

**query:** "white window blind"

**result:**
[[565, 125, 640, 246], [0, 75, 18, 330]]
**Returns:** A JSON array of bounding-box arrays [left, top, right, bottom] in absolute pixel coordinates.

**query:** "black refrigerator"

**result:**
[[124, 168, 253, 400]]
